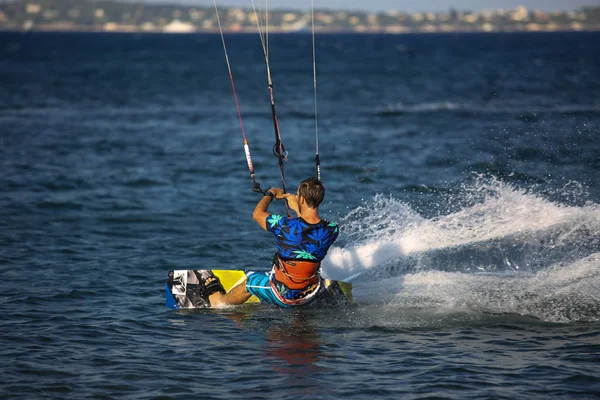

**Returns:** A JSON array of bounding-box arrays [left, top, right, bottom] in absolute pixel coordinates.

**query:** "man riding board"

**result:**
[[204, 177, 339, 308]]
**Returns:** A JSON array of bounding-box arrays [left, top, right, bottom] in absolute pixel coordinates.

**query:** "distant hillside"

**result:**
[[1, 0, 599, 33]]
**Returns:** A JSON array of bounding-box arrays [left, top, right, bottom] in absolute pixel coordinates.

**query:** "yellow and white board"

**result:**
[[165, 269, 352, 309]]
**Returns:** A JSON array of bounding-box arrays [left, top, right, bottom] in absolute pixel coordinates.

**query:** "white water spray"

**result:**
[[322, 178, 600, 322]]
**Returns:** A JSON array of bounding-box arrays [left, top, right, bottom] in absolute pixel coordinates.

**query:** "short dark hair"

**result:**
[[297, 177, 325, 209]]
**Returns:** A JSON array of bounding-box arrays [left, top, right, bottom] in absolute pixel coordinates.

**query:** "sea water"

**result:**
[[0, 31, 599, 399]]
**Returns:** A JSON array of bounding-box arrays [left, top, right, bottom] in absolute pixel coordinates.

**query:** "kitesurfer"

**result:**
[[203, 177, 339, 308]]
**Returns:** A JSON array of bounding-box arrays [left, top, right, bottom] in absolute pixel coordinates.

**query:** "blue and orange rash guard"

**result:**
[[265, 214, 339, 261]]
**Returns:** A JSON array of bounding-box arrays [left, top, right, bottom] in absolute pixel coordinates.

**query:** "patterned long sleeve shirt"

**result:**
[[266, 214, 339, 262]]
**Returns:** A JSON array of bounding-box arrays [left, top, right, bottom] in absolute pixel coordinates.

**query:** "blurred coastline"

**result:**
[[1, 0, 599, 34]]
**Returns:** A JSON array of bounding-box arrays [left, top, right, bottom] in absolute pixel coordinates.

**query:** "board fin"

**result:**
[[165, 283, 179, 310]]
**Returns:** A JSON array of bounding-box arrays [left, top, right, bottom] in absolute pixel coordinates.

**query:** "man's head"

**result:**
[[297, 177, 325, 209]]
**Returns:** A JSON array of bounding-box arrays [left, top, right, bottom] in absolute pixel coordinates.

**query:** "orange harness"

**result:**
[[273, 257, 320, 290]]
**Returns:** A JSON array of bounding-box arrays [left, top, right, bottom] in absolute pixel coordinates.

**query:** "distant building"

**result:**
[[189, 9, 204, 21], [141, 22, 156, 31], [26, 3, 41, 14], [282, 13, 297, 22], [511, 6, 528, 22], [163, 19, 195, 33]]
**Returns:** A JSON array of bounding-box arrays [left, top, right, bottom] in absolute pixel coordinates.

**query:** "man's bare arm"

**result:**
[[252, 188, 284, 231]]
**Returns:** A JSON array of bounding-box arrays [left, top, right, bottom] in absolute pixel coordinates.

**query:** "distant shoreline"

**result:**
[[2, 1, 599, 35], [1, 26, 599, 34]]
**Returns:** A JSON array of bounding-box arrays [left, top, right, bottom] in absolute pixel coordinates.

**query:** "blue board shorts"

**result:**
[[246, 272, 294, 308]]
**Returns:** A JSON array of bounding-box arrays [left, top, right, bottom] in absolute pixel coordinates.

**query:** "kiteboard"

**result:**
[[166, 269, 352, 310]]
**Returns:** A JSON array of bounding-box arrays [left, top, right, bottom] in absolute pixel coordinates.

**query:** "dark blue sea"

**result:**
[[1, 30, 599, 399]]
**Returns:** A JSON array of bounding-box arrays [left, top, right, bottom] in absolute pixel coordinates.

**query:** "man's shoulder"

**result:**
[[320, 219, 338, 227], [266, 214, 288, 229], [319, 219, 340, 236]]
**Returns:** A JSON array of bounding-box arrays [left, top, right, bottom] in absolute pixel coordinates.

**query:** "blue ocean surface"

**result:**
[[1, 30, 599, 398]]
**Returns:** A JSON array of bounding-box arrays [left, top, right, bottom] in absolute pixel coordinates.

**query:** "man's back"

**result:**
[[266, 214, 339, 261]]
